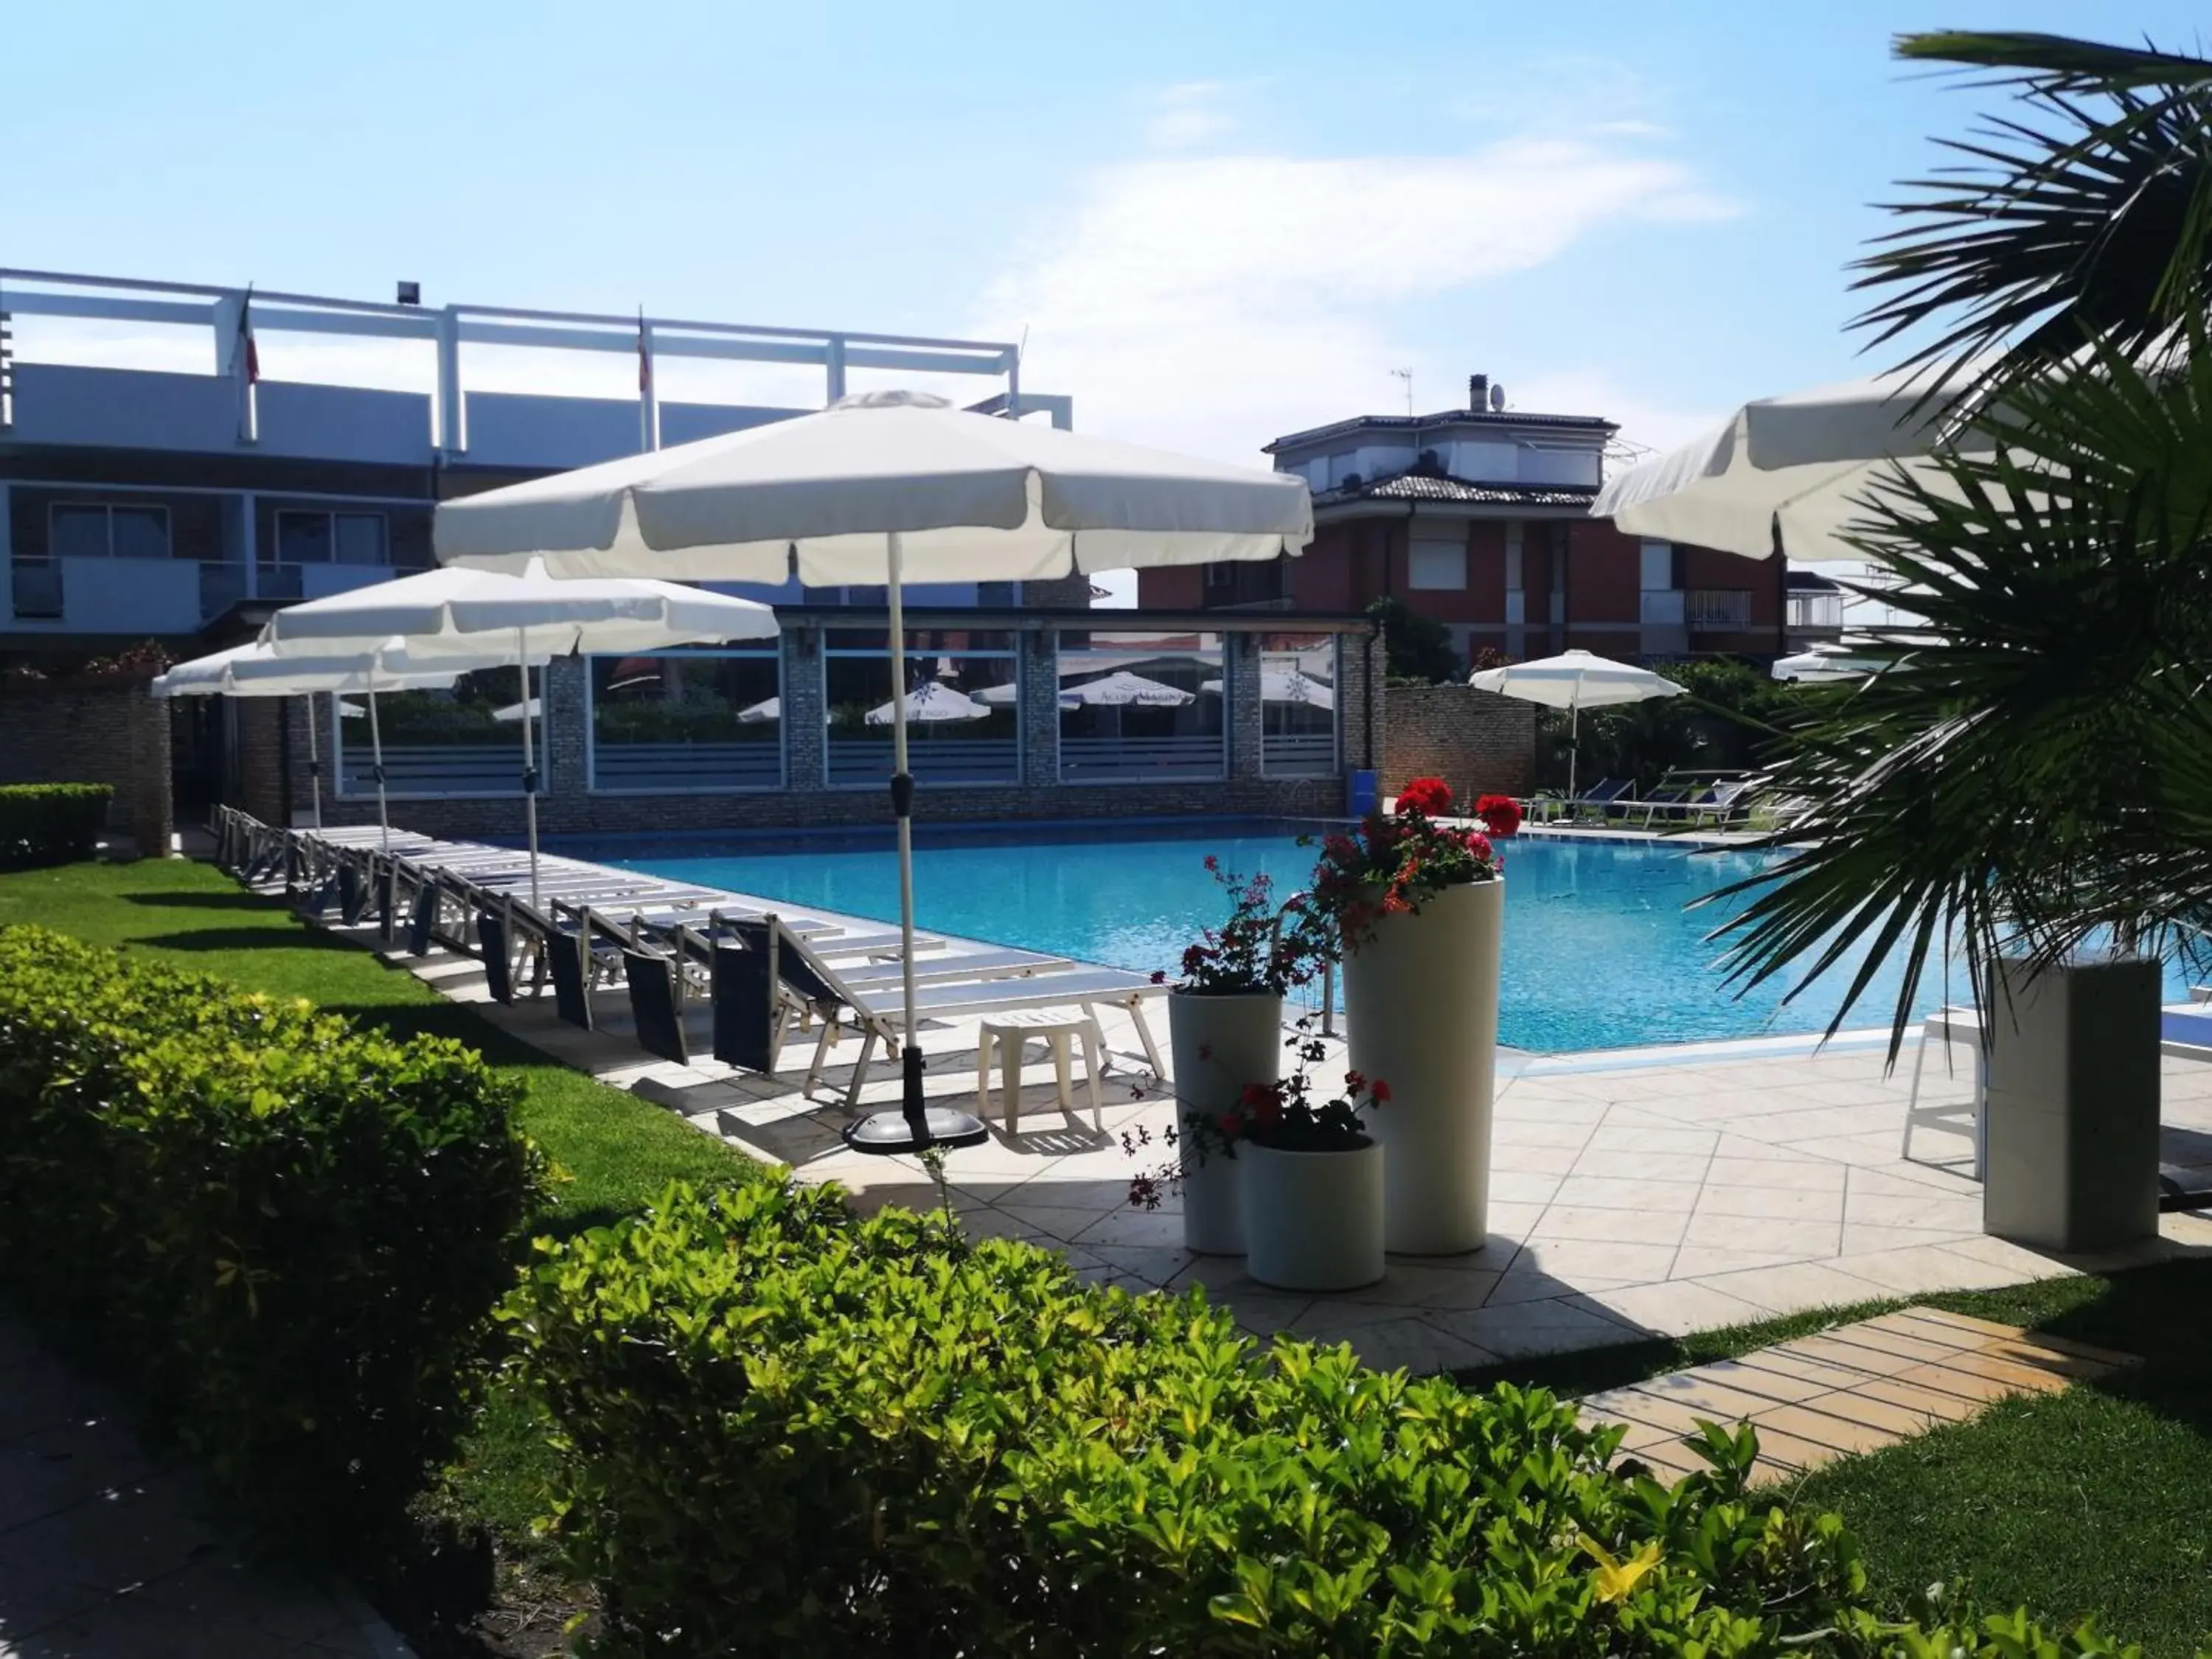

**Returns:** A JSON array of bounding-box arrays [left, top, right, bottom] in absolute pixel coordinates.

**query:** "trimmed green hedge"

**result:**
[[507, 1181, 2146, 1658], [0, 925, 546, 1548], [0, 782, 113, 868]]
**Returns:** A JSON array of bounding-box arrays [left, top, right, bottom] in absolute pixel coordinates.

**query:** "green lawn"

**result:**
[[1462, 1259, 2212, 1655], [0, 856, 765, 1234]]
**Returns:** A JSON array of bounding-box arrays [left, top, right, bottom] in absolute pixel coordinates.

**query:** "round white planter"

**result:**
[[1241, 1138, 1385, 1292], [1166, 990, 1284, 1255], [1342, 877, 1503, 1255]]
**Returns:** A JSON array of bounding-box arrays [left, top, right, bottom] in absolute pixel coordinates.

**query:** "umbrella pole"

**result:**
[[888, 539, 926, 1141], [367, 678, 390, 853], [1568, 695, 1579, 814], [518, 627, 540, 909], [305, 693, 324, 830], [845, 531, 986, 1155]]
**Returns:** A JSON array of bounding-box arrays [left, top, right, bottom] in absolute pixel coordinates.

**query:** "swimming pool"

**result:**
[[574, 818, 2191, 1054]]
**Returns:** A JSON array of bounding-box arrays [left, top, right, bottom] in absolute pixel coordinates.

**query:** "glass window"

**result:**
[[824, 627, 1018, 786], [337, 667, 543, 799], [334, 513, 387, 565], [48, 504, 170, 560], [1640, 539, 1675, 591], [590, 650, 783, 792], [1259, 632, 1338, 778], [1057, 630, 1225, 782], [110, 506, 172, 560], [48, 506, 111, 560], [1408, 537, 1467, 591], [277, 511, 334, 563]]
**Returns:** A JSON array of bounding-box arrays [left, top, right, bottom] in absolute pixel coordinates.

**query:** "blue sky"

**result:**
[[8, 1, 2206, 467]]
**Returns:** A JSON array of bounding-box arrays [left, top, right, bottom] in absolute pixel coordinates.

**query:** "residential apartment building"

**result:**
[[1138, 375, 1793, 666]]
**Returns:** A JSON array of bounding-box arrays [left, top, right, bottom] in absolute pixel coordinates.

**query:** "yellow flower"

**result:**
[[1577, 1533, 1663, 1604]]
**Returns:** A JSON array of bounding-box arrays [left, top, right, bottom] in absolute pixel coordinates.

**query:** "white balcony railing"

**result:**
[[1059, 734, 1226, 782], [1686, 589, 1753, 629]]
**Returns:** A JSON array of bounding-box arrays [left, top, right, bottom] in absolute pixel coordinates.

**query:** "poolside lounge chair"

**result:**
[[711, 914, 1166, 1111], [1560, 777, 1632, 821]]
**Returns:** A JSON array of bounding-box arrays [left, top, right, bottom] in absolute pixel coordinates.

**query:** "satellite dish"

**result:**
[[1489, 384, 1507, 412]]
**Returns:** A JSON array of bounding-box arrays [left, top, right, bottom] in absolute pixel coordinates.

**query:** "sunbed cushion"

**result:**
[[712, 944, 776, 1073], [624, 950, 689, 1067]]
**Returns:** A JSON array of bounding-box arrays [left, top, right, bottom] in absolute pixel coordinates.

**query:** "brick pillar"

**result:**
[[1018, 627, 1060, 785], [126, 686, 175, 856], [544, 657, 589, 799], [782, 627, 826, 789], [1338, 630, 1384, 774], [1226, 633, 1264, 780]]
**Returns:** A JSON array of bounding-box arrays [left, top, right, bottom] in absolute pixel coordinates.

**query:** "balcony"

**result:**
[[3, 557, 400, 633], [1686, 589, 1753, 630]]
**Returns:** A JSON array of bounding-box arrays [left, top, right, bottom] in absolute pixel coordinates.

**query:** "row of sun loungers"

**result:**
[[211, 807, 1166, 1113], [1524, 772, 1761, 829]]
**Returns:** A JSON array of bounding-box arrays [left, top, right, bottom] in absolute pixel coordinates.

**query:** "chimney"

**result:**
[[1469, 373, 1489, 410]]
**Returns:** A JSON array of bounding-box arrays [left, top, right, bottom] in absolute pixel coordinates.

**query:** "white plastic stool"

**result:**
[[977, 1009, 1103, 1134], [1902, 1004, 1987, 1180]]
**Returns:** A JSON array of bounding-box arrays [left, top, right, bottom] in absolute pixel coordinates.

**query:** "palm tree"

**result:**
[[1854, 32, 2212, 413], [1713, 32, 2212, 1050]]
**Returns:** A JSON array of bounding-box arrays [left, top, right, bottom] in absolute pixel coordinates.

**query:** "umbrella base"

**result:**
[[843, 1107, 991, 1154]]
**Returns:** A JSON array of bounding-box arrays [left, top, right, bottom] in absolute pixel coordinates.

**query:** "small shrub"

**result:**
[[0, 782, 114, 869], [0, 925, 546, 1550], [507, 1180, 2132, 1658]]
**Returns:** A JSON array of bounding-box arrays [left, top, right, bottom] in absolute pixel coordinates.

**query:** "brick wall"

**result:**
[[0, 678, 175, 854], [1377, 684, 1534, 801]]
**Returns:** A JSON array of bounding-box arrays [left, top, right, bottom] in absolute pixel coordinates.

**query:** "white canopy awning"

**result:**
[[260, 558, 777, 659], [431, 391, 1313, 585], [1593, 370, 1992, 560]]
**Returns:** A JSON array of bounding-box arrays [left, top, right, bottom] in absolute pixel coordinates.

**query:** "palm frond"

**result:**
[[1895, 32, 2212, 93], [1851, 75, 2212, 411], [1708, 344, 2212, 1060]]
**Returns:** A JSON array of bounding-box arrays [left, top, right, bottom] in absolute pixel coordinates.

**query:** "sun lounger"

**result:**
[[711, 913, 1165, 1110]]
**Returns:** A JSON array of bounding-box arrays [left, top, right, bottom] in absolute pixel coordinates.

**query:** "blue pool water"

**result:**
[[575, 818, 2194, 1054]]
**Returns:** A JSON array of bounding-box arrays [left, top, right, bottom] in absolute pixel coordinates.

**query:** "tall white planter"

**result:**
[[1983, 955, 2162, 1252], [1166, 990, 1285, 1255], [1242, 1138, 1385, 1292], [1343, 877, 1503, 1254]]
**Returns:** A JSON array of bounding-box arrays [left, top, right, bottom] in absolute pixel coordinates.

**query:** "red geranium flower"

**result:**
[[1397, 776, 1453, 816], [1474, 793, 1523, 836]]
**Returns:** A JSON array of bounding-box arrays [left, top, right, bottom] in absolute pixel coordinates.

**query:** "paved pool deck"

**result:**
[[284, 840, 2212, 1380]]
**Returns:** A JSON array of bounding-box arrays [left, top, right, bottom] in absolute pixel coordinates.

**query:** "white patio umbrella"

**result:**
[[1198, 667, 1334, 709], [151, 639, 465, 838], [492, 697, 543, 722], [1770, 641, 1892, 683], [1593, 369, 1994, 560], [864, 682, 988, 725], [1470, 649, 1685, 805], [737, 695, 782, 723], [431, 388, 1311, 1152], [259, 560, 776, 905], [1060, 669, 1194, 708]]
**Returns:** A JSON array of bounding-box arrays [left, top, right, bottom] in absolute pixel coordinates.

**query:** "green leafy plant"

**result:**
[[503, 1177, 2155, 1657], [1368, 594, 1463, 683], [0, 783, 113, 869], [0, 925, 545, 1551]]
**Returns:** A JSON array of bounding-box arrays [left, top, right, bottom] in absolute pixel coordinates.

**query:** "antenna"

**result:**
[[1389, 367, 1413, 416]]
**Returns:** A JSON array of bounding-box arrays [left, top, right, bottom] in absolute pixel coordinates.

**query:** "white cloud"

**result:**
[[977, 137, 1736, 463], [1142, 81, 1237, 150]]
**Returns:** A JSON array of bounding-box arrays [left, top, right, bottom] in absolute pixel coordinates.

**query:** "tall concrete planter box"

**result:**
[[1983, 956, 2162, 1253]]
